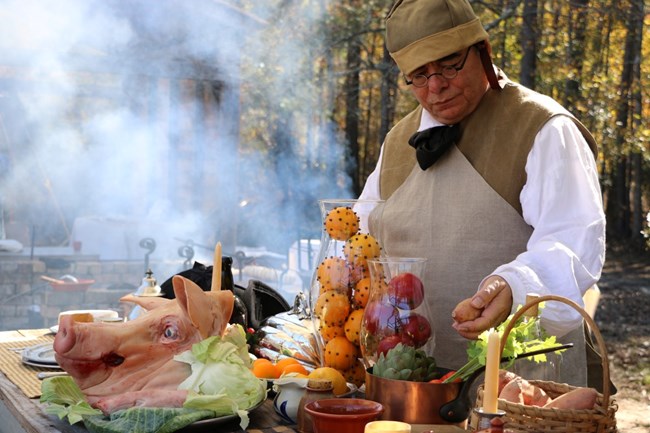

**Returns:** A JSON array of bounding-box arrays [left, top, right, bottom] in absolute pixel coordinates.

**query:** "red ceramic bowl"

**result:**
[[49, 279, 95, 292], [305, 398, 384, 433]]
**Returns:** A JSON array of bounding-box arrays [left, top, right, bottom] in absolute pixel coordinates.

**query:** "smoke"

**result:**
[[0, 0, 352, 267]]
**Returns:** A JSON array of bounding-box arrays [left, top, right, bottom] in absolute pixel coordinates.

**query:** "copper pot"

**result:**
[[365, 369, 466, 426]]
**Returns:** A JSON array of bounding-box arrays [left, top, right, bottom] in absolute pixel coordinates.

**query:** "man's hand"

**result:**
[[451, 275, 513, 339]]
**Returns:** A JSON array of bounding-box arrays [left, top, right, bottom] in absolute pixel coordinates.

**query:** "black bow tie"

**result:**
[[408, 124, 461, 170]]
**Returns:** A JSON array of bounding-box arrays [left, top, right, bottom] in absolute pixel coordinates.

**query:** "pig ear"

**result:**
[[205, 290, 235, 335], [173, 275, 233, 339]]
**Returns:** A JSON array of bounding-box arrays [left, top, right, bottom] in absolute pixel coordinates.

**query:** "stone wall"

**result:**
[[0, 256, 184, 331]]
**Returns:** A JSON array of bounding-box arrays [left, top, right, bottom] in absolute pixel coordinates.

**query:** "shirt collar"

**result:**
[[418, 108, 445, 132]]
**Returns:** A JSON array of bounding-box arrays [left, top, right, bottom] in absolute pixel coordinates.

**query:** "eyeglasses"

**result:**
[[404, 46, 473, 88]]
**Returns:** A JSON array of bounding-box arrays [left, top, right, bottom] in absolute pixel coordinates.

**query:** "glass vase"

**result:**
[[359, 256, 435, 367], [308, 199, 383, 386]]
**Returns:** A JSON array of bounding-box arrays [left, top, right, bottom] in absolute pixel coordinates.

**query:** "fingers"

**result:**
[[453, 315, 492, 339], [469, 275, 509, 309], [452, 276, 514, 339]]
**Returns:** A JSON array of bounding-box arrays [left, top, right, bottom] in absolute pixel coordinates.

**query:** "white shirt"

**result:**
[[359, 109, 606, 336]]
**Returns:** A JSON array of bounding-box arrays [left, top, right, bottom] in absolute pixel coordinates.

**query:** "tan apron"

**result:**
[[369, 145, 586, 385]]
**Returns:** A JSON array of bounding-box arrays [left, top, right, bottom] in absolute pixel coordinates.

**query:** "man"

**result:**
[[359, 0, 606, 387]]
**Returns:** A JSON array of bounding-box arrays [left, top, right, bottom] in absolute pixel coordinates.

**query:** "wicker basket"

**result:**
[[473, 295, 618, 433]]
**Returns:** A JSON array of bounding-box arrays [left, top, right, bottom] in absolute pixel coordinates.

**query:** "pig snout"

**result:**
[[54, 315, 77, 353], [53, 314, 78, 354], [54, 315, 125, 368]]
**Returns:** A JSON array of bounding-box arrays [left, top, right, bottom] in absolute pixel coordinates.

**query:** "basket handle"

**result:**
[[498, 294, 610, 407]]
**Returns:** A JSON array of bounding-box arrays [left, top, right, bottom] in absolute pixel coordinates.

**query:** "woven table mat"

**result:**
[[248, 426, 296, 433], [0, 329, 56, 398]]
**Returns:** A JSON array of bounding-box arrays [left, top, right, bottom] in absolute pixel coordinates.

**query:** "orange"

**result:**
[[350, 264, 370, 286], [319, 322, 345, 342], [281, 363, 309, 376], [324, 206, 359, 241], [343, 233, 381, 268], [323, 336, 358, 371], [353, 277, 371, 308], [315, 290, 351, 327], [344, 309, 364, 345], [342, 359, 366, 388], [316, 257, 351, 292], [252, 358, 272, 368], [252, 358, 280, 379], [275, 357, 300, 372]]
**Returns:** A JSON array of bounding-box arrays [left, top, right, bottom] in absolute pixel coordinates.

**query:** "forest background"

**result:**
[[237, 0, 649, 253]]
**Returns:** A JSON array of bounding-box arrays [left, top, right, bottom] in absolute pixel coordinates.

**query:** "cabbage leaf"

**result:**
[[175, 324, 267, 426]]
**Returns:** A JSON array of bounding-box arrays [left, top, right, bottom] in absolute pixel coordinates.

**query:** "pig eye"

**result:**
[[163, 325, 179, 340]]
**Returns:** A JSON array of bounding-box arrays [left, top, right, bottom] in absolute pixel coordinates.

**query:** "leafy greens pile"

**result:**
[[40, 324, 267, 433], [442, 303, 565, 383]]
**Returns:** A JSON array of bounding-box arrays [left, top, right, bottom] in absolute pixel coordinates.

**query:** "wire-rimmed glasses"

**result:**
[[404, 46, 473, 88]]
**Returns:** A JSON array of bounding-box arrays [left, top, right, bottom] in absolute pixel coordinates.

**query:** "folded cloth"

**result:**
[[0, 239, 23, 252]]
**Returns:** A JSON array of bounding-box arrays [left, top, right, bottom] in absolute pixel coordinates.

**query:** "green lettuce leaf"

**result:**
[[81, 407, 215, 433], [40, 376, 103, 424], [175, 326, 267, 427]]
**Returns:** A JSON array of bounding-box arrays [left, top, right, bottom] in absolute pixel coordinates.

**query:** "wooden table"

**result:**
[[0, 330, 466, 433], [0, 369, 293, 433]]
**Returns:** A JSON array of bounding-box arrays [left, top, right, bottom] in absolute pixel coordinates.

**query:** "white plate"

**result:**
[[22, 358, 63, 370], [58, 309, 119, 322], [21, 343, 61, 369]]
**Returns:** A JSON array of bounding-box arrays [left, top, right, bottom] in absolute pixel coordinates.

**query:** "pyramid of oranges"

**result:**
[[312, 205, 381, 387]]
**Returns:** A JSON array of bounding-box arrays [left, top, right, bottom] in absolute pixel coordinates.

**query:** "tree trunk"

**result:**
[[345, 37, 361, 195], [629, 0, 645, 248], [563, 0, 589, 112], [379, 43, 398, 147], [607, 0, 643, 241], [519, 0, 538, 88]]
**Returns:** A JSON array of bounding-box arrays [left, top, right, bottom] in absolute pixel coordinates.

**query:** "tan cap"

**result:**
[[386, 0, 489, 76]]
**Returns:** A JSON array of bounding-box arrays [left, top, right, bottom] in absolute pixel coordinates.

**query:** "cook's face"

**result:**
[[407, 46, 489, 125]]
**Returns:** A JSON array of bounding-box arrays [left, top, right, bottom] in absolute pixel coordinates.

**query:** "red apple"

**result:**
[[377, 334, 414, 357], [400, 312, 432, 347], [362, 299, 399, 334], [388, 272, 424, 310], [387, 272, 425, 310]]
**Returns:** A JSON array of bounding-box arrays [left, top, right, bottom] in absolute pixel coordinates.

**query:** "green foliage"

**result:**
[[237, 0, 649, 236], [443, 304, 565, 383]]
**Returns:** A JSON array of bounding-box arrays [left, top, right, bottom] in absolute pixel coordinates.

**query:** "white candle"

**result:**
[[364, 420, 411, 433], [483, 328, 500, 413], [211, 242, 222, 291]]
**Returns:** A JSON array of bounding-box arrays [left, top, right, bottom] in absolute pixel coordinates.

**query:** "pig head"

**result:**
[[53, 275, 234, 413]]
